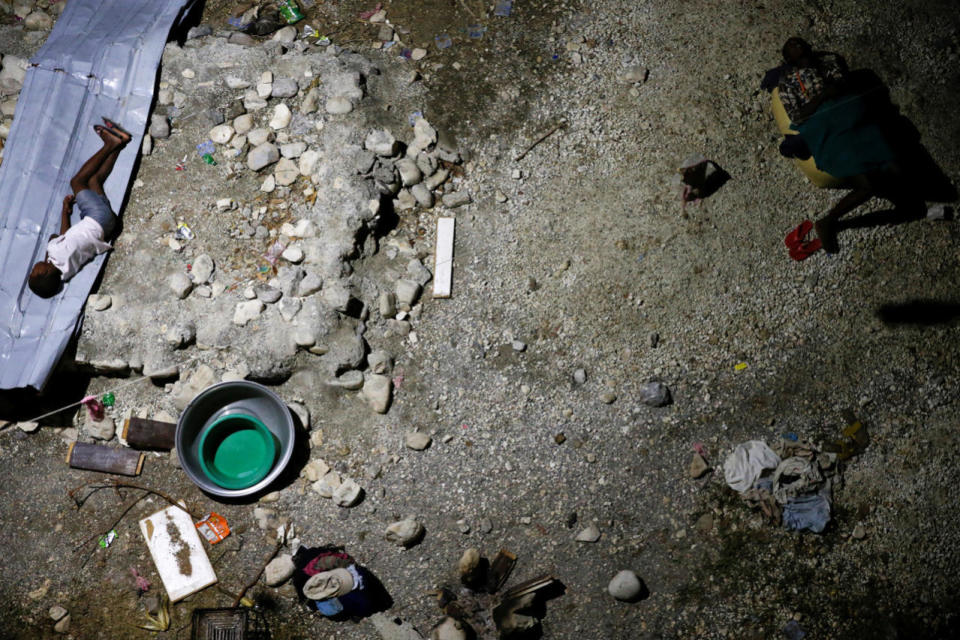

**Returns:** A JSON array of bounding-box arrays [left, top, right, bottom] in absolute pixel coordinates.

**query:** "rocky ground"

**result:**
[[1, 0, 960, 638]]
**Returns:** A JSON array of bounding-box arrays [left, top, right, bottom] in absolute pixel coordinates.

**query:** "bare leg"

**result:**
[[87, 144, 122, 195], [814, 175, 874, 254], [69, 127, 121, 195]]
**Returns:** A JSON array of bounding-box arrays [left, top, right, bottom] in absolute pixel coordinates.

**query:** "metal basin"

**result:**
[[176, 381, 295, 498]]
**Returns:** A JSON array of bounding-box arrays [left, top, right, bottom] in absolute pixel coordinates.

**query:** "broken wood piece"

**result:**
[[67, 442, 144, 476], [140, 506, 217, 602], [486, 549, 517, 593], [433, 217, 455, 299], [122, 417, 176, 450]]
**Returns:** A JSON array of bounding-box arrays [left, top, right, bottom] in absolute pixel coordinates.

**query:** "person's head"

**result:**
[[782, 37, 813, 66], [28, 260, 62, 298]]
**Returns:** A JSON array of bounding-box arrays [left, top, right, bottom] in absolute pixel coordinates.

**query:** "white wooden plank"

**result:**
[[433, 217, 455, 298], [139, 506, 217, 602]]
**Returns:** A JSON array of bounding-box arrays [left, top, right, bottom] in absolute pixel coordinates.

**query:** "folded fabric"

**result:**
[[303, 567, 355, 600]]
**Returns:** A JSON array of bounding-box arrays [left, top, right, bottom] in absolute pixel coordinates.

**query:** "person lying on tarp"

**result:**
[[28, 119, 130, 298], [762, 37, 917, 254]]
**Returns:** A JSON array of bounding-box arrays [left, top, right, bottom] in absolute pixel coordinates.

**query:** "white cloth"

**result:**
[[46, 217, 111, 281], [723, 440, 781, 493]]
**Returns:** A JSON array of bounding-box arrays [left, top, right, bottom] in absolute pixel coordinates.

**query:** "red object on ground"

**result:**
[[785, 220, 822, 261]]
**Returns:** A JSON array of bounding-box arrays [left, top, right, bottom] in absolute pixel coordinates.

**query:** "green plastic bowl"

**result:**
[[197, 414, 278, 490]]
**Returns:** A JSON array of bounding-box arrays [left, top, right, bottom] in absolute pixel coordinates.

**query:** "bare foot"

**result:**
[[93, 124, 123, 148], [814, 218, 840, 254]]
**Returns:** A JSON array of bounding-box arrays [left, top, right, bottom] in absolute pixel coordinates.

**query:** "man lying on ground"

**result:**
[[28, 118, 130, 298], [765, 37, 920, 254]]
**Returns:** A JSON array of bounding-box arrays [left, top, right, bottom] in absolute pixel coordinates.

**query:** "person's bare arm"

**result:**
[[59, 194, 74, 236]]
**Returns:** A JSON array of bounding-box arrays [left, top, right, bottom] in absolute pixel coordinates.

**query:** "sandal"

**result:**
[[785, 220, 822, 261], [101, 117, 132, 143]]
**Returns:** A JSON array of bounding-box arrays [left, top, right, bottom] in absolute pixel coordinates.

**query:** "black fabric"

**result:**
[[779, 135, 812, 160]]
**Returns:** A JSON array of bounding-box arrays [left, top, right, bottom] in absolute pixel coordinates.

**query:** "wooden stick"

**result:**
[[232, 542, 282, 607], [514, 121, 567, 162]]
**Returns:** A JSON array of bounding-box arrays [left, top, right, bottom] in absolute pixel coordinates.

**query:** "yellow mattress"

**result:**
[[771, 87, 846, 189]]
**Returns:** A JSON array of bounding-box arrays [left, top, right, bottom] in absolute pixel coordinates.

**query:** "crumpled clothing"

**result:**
[[782, 484, 832, 533], [772, 456, 824, 505], [741, 476, 781, 523], [724, 441, 781, 493]]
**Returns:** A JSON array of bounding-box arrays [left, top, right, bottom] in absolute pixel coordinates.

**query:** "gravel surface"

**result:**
[[1, 0, 959, 639]]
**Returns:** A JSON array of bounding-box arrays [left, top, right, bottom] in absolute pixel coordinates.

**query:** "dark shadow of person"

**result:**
[[876, 300, 960, 326]]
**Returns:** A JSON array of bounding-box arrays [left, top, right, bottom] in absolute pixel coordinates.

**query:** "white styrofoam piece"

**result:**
[[433, 217, 455, 298], [139, 506, 217, 602]]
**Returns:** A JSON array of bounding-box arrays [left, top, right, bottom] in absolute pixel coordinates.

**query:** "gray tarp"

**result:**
[[0, 0, 197, 390]]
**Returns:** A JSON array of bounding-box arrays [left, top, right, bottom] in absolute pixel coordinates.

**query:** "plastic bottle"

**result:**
[[101, 392, 115, 407], [202, 153, 217, 166]]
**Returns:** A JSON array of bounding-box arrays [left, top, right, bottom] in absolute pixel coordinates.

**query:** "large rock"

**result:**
[[247, 143, 280, 171], [169, 272, 192, 299], [271, 77, 299, 98], [325, 96, 353, 115], [149, 114, 170, 139], [264, 554, 295, 586], [362, 374, 392, 413], [333, 478, 362, 507], [395, 158, 422, 186], [385, 518, 424, 547], [191, 254, 215, 284], [24, 10, 53, 30], [608, 570, 644, 601], [638, 381, 671, 407], [233, 300, 265, 326], [269, 103, 292, 130], [85, 415, 115, 441], [0, 55, 27, 95], [298, 149, 322, 176], [365, 130, 398, 157], [233, 113, 254, 134], [208, 124, 234, 145]]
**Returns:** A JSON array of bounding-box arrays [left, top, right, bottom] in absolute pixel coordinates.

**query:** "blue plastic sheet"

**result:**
[[0, 0, 197, 390]]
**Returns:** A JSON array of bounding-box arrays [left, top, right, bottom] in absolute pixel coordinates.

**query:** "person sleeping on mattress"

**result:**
[[763, 37, 917, 254], [28, 118, 130, 298]]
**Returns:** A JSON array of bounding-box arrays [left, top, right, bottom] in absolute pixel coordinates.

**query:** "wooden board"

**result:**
[[140, 506, 217, 602], [67, 442, 144, 476], [122, 417, 176, 450], [432, 217, 455, 298]]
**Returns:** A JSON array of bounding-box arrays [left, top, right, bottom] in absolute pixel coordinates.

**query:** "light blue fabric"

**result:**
[[314, 598, 344, 616], [783, 492, 831, 533]]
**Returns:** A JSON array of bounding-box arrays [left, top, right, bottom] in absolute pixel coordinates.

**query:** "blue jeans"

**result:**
[[76, 189, 117, 237]]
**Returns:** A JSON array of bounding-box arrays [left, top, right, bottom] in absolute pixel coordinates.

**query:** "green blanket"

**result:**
[[797, 94, 895, 178]]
